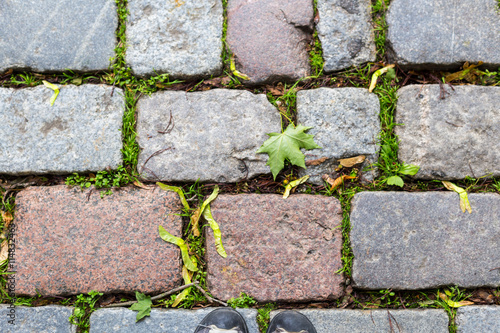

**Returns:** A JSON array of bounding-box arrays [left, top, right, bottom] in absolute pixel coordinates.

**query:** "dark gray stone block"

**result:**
[[0, 0, 117, 73], [126, 0, 223, 78], [387, 0, 500, 70], [456, 306, 500, 333], [351, 192, 500, 290], [89, 308, 259, 333], [0, 85, 124, 175], [136, 89, 280, 182], [317, 0, 376, 72], [0, 305, 76, 333], [271, 309, 449, 333], [296, 88, 380, 184], [396, 85, 500, 180]]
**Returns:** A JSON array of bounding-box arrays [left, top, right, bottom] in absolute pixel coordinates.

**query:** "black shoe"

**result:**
[[194, 308, 249, 333], [266, 310, 317, 333]]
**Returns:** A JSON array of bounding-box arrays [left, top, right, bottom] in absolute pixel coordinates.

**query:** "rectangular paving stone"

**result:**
[[271, 309, 449, 333], [126, 0, 223, 78], [456, 306, 500, 333], [396, 85, 500, 180], [387, 0, 500, 70], [351, 192, 500, 290], [297, 88, 380, 184], [0, 305, 76, 333], [90, 307, 259, 333], [206, 194, 344, 302], [136, 89, 280, 182], [0, 85, 124, 175], [317, 0, 376, 72], [0, 0, 117, 73], [15, 185, 183, 296], [227, 0, 313, 84]]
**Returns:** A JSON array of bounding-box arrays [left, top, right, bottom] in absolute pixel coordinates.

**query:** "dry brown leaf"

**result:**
[[322, 174, 356, 191], [445, 61, 483, 82], [339, 155, 366, 168], [266, 85, 284, 96], [0, 240, 8, 263], [305, 157, 328, 166], [203, 77, 223, 86], [1, 211, 13, 230], [221, 77, 232, 85], [191, 207, 201, 237], [133, 180, 151, 190]]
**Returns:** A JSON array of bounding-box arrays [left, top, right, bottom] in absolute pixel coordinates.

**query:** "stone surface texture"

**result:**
[[15, 186, 183, 296], [137, 89, 280, 182], [317, 0, 376, 72], [0, 0, 117, 73], [126, 0, 223, 78], [387, 0, 500, 70], [296, 88, 380, 184], [89, 308, 259, 333], [206, 194, 344, 302], [456, 306, 500, 333], [396, 85, 500, 180], [0, 305, 76, 333], [351, 192, 500, 290], [271, 309, 449, 333], [227, 0, 313, 85], [0, 85, 124, 175]]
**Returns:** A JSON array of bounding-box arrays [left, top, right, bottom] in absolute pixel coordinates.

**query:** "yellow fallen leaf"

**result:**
[[42, 80, 60, 106], [133, 180, 151, 190], [339, 155, 366, 168], [439, 292, 474, 308], [442, 181, 472, 213], [203, 205, 227, 258], [230, 55, 250, 80], [1, 211, 13, 230], [368, 64, 395, 92], [172, 265, 193, 307], [283, 175, 309, 199], [190, 185, 219, 237], [322, 174, 356, 191]]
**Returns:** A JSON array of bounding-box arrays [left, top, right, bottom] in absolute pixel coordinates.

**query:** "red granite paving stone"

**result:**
[[14, 185, 183, 296], [227, 0, 313, 85], [206, 194, 344, 302]]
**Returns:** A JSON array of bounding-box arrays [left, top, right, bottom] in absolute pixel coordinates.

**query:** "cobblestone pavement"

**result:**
[[0, 0, 499, 332]]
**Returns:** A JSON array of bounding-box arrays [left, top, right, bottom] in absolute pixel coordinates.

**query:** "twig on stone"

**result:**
[[193, 283, 227, 307], [489, 267, 500, 271], [158, 110, 174, 134], [140, 148, 174, 174], [105, 282, 199, 308]]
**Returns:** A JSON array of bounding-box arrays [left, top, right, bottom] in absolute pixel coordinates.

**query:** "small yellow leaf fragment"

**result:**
[[157, 183, 190, 211], [133, 180, 151, 189], [442, 181, 472, 213], [1, 211, 13, 230], [203, 205, 227, 258], [283, 175, 309, 199], [339, 155, 366, 168], [172, 265, 193, 307], [42, 80, 60, 106], [190, 185, 220, 237], [439, 292, 474, 308], [369, 64, 395, 92], [230, 55, 250, 80], [191, 207, 201, 237]]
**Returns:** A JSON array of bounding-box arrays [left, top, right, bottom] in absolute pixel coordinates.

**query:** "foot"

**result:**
[[194, 308, 249, 333], [266, 311, 317, 333]]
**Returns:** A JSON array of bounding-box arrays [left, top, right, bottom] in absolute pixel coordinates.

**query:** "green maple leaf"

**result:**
[[130, 291, 152, 322], [257, 124, 321, 180]]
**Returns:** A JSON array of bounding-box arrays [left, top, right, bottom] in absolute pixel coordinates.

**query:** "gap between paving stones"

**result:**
[[0, 0, 499, 332]]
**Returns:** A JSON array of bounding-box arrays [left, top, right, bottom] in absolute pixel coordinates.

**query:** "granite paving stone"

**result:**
[[271, 309, 449, 333], [227, 0, 313, 85], [351, 192, 500, 290], [0, 85, 124, 175], [0, 305, 76, 333], [126, 0, 223, 78], [89, 308, 259, 333], [296, 88, 380, 184], [456, 306, 500, 333], [387, 0, 500, 70], [206, 194, 344, 302], [136, 89, 280, 182], [317, 0, 376, 72], [0, 0, 117, 73], [14, 185, 183, 296], [395, 85, 500, 180]]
